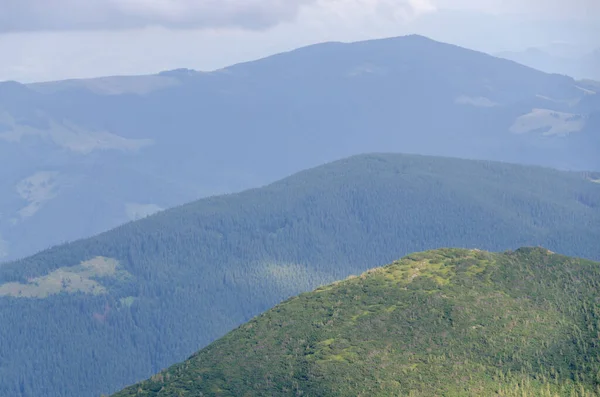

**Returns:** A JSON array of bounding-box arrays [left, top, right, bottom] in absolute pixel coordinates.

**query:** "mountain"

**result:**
[[2, 34, 600, 262], [581, 49, 600, 80], [1, 153, 600, 397], [113, 247, 600, 397], [496, 46, 600, 81], [495, 48, 575, 76]]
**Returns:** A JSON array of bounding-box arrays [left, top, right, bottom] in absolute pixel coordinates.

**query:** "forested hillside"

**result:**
[[114, 248, 600, 397], [1, 153, 600, 396]]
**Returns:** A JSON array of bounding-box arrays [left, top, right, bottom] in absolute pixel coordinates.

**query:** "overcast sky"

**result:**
[[0, 0, 598, 83]]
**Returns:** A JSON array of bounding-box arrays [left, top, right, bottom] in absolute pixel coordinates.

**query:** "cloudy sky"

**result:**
[[0, 0, 598, 82]]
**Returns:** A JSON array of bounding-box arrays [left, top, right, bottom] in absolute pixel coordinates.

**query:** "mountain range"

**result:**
[[1, 34, 599, 262], [113, 247, 600, 397], [496, 45, 600, 81], [1, 153, 599, 397]]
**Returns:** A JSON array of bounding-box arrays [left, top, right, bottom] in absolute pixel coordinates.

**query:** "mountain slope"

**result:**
[[1, 153, 600, 397], [2, 34, 599, 261], [114, 247, 600, 397]]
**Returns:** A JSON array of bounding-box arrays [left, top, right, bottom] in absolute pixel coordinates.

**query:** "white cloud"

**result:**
[[433, 0, 600, 18], [312, 0, 435, 22], [1, 0, 596, 34], [0, 0, 317, 32]]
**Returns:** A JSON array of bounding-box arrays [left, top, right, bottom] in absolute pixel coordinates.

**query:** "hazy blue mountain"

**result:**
[[496, 46, 600, 81], [1, 153, 600, 397], [581, 49, 600, 80], [1, 34, 599, 261]]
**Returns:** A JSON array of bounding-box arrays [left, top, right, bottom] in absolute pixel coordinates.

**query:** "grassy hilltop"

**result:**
[[115, 248, 600, 397]]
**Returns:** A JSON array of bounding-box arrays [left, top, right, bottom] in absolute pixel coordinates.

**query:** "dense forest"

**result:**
[[1, 153, 600, 397], [114, 248, 600, 396]]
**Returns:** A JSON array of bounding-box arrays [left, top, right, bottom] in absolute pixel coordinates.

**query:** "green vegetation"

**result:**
[[1, 153, 600, 396], [114, 248, 600, 397]]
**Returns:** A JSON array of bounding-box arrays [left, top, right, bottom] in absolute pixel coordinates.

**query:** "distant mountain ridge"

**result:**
[[1, 153, 600, 397], [1, 34, 599, 262], [496, 45, 600, 81]]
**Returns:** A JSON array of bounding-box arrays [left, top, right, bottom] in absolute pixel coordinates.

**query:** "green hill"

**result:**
[[1, 153, 600, 396], [114, 248, 600, 397]]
